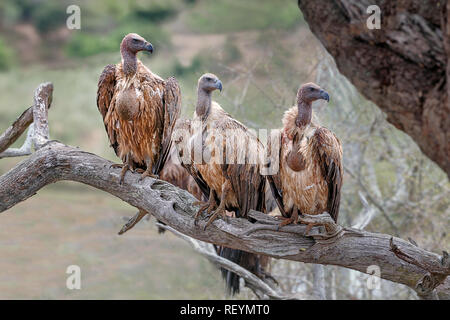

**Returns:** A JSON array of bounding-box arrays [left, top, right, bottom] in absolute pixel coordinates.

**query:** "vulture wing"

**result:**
[[265, 129, 289, 217], [313, 127, 343, 222], [154, 77, 181, 175], [173, 119, 210, 199], [220, 118, 266, 217], [96, 64, 119, 156]]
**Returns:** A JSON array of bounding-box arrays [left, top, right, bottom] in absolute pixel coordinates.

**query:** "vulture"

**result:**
[[159, 146, 204, 202], [267, 82, 343, 227], [157, 146, 205, 234], [173, 73, 269, 295], [97, 33, 181, 234]]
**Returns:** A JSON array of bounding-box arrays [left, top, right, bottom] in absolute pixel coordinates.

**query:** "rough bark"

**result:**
[[0, 140, 448, 299], [298, 0, 450, 177], [0, 82, 52, 153]]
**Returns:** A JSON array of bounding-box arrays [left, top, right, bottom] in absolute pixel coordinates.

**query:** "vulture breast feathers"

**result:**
[[96, 33, 181, 181], [267, 83, 343, 225]]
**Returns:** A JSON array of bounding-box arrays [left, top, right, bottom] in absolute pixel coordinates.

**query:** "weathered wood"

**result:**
[[0, 82, 53, 154], [298, 0, 450, 177], [0, 124, 34, 159], [32, 82, 53, 149], [0, 141, 448, 299], [0, 107, 33, 153]]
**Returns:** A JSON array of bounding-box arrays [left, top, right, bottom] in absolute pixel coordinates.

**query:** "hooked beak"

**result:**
[[144, 42, 153, 53], [319, 89, 330, 102], [215, 80, 223, 92]]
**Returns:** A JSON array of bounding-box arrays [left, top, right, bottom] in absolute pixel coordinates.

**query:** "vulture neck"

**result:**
[[196, 89, 212, 120], [296, 99, 312, 129], [121, 46, 138, 77]]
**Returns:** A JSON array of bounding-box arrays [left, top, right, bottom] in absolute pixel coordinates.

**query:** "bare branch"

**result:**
[[0, 124, 34, 158], [32, 82, 53, 149], [0, 107, 33, 154], [0, 82, 53, 156]]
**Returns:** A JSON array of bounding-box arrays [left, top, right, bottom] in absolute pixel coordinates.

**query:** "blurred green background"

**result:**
[[0, 0, 447, 299]]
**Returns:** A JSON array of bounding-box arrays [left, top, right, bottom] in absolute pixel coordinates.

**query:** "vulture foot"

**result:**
[[137, 168, 158, 181], [277, 208, 299, 230], [203, 207, 227, 230], [110, 163, 133, 184], [118, 209, 148, 235], [193, 200, 217, 225]]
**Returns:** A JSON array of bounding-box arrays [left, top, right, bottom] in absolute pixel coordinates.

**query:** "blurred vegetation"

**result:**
[[65, 23, 170, 57], [0, 0, 67, 33], [187, 0, 303, 33], [0, 37, 14, 71]]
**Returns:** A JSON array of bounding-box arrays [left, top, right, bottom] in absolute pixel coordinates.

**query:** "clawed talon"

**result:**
[[138, 169, 158, 181], [118, 209, 147, 235], [303, 222, 319, 236], [110, 163, 133, 184], [277, 208, 299, 230], [204, 207, 226, 230], [277, 216, 298, 230], [193, 200, 217, 226]]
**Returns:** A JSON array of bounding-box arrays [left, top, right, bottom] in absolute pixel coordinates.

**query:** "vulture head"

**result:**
[[297, 82, 329, 104], [198, 73, 223, 93], [120, 33, 153, 55]]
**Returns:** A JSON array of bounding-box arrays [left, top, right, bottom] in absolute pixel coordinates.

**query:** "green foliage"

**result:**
[[65, 23, 170, 58], [32, 1, 67, 33], [172, 56, 204, 77], [188, 0, 303, 33], [128, 0, 180, 23], [0, 37, 14, 71], [0, 0, 67, 33]]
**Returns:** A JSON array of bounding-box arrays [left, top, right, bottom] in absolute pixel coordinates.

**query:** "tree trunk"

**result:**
[[298, 0, 450, 177]]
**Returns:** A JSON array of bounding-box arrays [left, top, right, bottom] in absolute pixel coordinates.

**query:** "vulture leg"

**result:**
[[277, 207, 299, 229], [111, 153, 134, 184], [194, 189, 217, 224], [138, 156, 158, 181], [203, 182, 231, 230], [118, 209, 148, 235]]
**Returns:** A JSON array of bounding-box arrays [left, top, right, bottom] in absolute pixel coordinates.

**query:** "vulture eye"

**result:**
[[205, 77, 212, 81], [309, 87, 315, 91], [132, 38, 140, 43]]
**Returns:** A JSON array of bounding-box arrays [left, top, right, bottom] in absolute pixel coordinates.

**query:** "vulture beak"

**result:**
[[319, 90, 330, 102], [144, 42, 153, 53], [215, 80, 223, 92]]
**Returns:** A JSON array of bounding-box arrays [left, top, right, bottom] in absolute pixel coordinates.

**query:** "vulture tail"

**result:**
[[218, 247, 264, 296]]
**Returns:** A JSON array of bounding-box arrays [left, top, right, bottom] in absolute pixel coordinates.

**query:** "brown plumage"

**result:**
[[155, 146, 205, 234], [267, 82, 343, 227], [160, 146, 204, 201], [173, 73, 269, 295], [97, 33, 181, 234]]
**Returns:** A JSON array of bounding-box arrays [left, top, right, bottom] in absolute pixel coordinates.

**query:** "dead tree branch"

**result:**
[[0, 82, 52, 155], [0, 140, 448, 299]]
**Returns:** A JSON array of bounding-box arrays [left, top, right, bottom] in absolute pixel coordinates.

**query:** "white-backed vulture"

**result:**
[[267, 82, 343, 227], [96, 33, 181, 234], [160, 146, 204, 202], [156, 146, 205, 234], [173, 73, 269, 295]]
